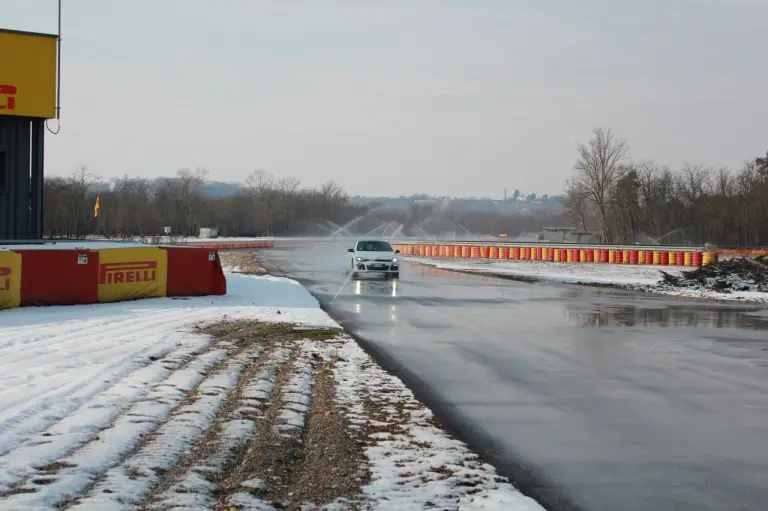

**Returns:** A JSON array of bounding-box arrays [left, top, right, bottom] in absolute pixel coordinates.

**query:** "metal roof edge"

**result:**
[[0, 27, 58, 39]]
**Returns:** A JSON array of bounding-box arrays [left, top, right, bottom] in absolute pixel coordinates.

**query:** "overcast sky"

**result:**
[[3, 0, 766, 197]]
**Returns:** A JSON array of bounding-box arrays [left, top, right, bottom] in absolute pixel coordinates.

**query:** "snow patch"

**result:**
[[412, 256, 682, 286]]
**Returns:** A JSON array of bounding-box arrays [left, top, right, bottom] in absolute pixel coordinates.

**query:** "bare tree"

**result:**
[[565, 179, 589, 232], [245, 169, 274, 197], [70, 165, 99, 238], [164, 168, 208, 236], [319, 180, 348, 221], [574, 127, 630, 243], [277, 177, 300, 233], [245, 169, 276, 234]]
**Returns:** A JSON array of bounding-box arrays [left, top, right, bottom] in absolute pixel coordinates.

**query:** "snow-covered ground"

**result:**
[[412, 257, 686, 286], [0, 270, 542, 509], [409, 257, 768, 303]]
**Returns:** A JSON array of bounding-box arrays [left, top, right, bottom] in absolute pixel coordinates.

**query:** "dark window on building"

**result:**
[[0, 151, 7, 194]]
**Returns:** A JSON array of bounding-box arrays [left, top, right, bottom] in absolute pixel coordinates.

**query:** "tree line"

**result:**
[[46, 130, 767, 247], [567, 127, 768, 247], [43, 165, 569, 240], [43, 168, 365, 239]]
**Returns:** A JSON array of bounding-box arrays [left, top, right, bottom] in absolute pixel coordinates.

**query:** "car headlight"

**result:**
[[391, 257, 398, 262], [355, 257, 368, 262]]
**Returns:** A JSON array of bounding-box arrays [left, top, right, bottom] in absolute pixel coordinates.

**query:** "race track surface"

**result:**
[[261, 239, 768, 511]]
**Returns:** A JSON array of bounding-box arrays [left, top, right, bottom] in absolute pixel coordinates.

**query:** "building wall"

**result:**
[[0, 116, 43, 240]]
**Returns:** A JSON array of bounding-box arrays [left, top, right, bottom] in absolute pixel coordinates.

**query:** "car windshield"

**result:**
[[356, 241, 392, 252]]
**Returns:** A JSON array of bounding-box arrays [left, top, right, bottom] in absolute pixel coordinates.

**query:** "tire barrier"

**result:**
[[391, 243, 722, 268], [182, 240, 275, 250], [0, 245, 226, 311]]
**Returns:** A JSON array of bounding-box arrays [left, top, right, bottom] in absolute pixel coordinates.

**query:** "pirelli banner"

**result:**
[[0, 251, 22, 309], [98, 247, 168, 303]]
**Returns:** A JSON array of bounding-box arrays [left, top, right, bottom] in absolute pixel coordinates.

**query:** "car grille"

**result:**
[[357, 262, 399, 271], [374, 258, 392, 262]]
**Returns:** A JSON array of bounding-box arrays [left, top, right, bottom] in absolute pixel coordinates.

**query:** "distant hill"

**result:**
[[201, 181, 243, 197]]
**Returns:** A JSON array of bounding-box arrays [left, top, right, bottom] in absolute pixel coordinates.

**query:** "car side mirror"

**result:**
[[347, 248, 354, 253], [395, 249, 400, 254]]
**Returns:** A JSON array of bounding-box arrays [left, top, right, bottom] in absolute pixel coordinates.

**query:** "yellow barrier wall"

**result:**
[[0, 251, 22, 310], [98, 247, 168, 303]]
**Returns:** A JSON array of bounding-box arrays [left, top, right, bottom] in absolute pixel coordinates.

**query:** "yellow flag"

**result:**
[[94, 195, 100, 217]]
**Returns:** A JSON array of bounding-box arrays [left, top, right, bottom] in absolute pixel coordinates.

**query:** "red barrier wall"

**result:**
[[164, 247, 227, 297], [188, 241, 275, 249], [18, 250, 99, 306]]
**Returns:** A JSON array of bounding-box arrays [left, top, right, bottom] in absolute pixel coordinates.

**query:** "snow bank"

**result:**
[[411, 257, 685, 286]]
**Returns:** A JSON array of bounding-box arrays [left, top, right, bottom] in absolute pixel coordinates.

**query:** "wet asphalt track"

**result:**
[[261, 239, 768, 511]]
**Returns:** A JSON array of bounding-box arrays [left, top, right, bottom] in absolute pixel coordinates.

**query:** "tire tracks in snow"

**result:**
[[0, 309, 255, 463], [219, 342, 317, 509], [142, 345, 292, 510], [61, 343, 263, 510], [0, 310, 183, 368], [0, 337, 236, 506], [0, 312, 205, 455], [0, 341, 175, 455], [0, 334, 223, 492]]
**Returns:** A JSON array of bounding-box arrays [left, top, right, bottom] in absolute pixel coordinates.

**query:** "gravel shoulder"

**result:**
[[219, 251, 269, 275]]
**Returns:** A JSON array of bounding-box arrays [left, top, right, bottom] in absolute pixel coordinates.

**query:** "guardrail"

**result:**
[[392, 241, 720, 267]]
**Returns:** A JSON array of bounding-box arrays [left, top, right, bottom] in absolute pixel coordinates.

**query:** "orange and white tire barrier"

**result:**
[[391, 243, 722, 269]]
